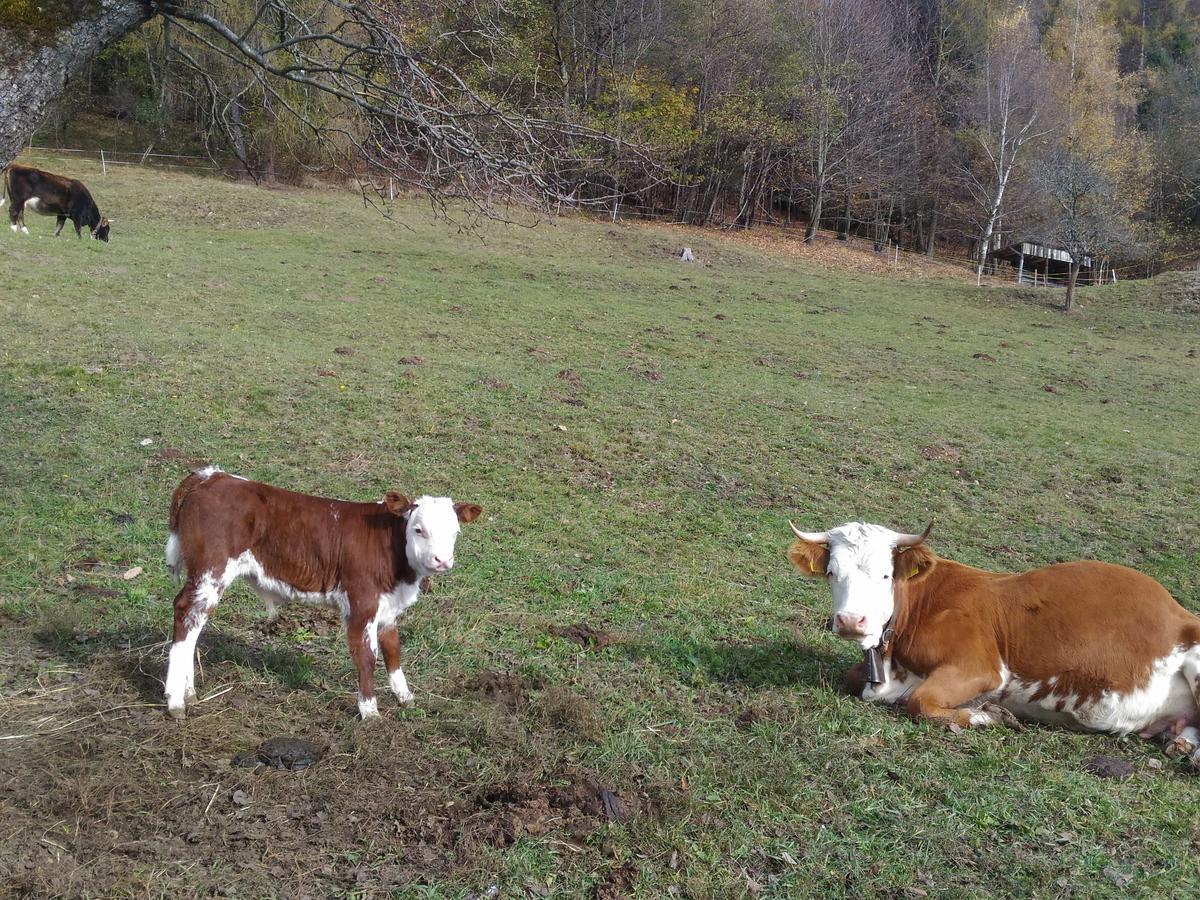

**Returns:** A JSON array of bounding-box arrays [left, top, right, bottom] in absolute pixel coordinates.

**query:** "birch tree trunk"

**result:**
[[1, 0, 153, 165]]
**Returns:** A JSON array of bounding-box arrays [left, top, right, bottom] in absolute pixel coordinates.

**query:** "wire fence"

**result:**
[[612, 197, 1200, 284], [24, 144, 220, 175]]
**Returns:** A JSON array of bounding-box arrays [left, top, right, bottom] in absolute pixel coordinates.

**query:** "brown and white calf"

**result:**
[[164, 467, 482, 719], [788, 522, 1200, 763], [2, 163, 112, 240]]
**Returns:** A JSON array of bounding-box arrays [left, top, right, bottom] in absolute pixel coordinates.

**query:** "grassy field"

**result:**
[[1, 155, 1199, 899]]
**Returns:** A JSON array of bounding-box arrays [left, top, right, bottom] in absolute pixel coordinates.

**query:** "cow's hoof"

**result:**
[[396, 692, 416, 709], [184, 690, 199, 708], [979, 702, 1023, 730], [166, 705, 187, 721], [1166, 734, 1197, 759]]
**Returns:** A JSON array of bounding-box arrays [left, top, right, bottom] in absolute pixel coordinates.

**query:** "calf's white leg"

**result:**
[[165, 573, 223, 719]]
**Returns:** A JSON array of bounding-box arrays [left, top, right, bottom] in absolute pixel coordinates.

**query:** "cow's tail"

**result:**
[[166, 468, 216, 582], [0, 165, 8, 209]]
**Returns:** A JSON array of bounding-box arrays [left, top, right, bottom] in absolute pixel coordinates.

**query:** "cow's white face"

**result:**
[[822, 523, 903, 650], [386, 493, 482, 576]]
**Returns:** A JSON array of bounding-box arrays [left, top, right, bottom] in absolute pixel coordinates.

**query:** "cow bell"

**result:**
[[863, 646, 885, 685]]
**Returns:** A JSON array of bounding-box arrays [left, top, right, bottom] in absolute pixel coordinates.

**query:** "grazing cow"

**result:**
[[164, 467, 482, 720], [788, 522, 1200, 763], [2, 163, 112, 240]]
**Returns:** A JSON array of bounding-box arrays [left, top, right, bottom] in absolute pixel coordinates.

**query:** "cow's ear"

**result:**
[[454, 502, 483, 524], [788, 540, 829, 578], [894, 543, 937, 583], [384, 491, 414, 516]]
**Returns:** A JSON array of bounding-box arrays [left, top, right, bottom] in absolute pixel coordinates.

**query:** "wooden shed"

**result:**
[[989, 241, 1101, 286]]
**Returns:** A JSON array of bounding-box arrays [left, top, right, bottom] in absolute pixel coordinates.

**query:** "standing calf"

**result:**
[[165, 467, 482, 719]]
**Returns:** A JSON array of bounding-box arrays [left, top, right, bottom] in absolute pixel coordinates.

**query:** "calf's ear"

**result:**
[[894, 543, 937, 583], [454, 502, 483, 523], [384, 491, 415, 515], [788, 540, 829, 578]]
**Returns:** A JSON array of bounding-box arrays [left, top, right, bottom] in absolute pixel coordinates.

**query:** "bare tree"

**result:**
[[1, 0, 655, 218], [783, 0, 910, 242], [959, 7, 1051, 283], [1034, 144, 1138, 310]]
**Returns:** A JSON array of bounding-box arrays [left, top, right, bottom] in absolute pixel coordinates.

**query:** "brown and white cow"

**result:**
[[788, 522, 1200, 762], [2, 163, 112, 240], [164, 467, 482, 720]]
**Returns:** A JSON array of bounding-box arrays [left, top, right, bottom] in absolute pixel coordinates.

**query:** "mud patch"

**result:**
[[920, 444, 961, 463], [1082, 756, 1134, 779], [548, 623, 618, 650], [463, 671, 537, 710], [557, 368, 584, 388], [594, 861, 639, 899], [0, 625, 669, 896], [152, 447, 210, 469]]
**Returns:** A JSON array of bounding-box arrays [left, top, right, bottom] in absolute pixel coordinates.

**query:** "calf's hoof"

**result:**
[[166, 704, 187, 721], [395, 690, 416, 709], [357, 696, 381, 720]]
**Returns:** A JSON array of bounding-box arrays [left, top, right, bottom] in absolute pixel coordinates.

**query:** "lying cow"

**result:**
[[788, 521, 1200, 762], [2, 163, 112, 240], [164, 467, 482, 720]]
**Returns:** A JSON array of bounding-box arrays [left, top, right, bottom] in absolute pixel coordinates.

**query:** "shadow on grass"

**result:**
[[31, 607, 319, 697], [203, 633, 318, 689], [625, 634, 854, 690]]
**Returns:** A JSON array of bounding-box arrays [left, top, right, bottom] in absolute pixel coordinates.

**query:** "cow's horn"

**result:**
[[789, 521, 829, 543], [895, 521, 934, 547]]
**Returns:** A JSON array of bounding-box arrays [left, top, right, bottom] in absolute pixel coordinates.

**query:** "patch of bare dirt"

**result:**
[[476, 377, 511, 390], [463, 671, 537, 710], [548, 623, 618, 650], [920, 444, 961, 463], [1082, 756, 1134, 779], [398, 355, 426, 365], [593, 861, 639, 899], [0, 628, 668, 896], [622, 348, 664, 382], [151, 447, 209, 469], [557, 368, 584, 388]]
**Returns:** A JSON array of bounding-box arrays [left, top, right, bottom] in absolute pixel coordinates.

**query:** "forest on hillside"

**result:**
[[36, 1, 1200, 277]]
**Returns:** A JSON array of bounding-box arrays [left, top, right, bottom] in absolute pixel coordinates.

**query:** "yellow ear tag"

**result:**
[[809, 559, 818, 574], [909, 567, 918, 578]]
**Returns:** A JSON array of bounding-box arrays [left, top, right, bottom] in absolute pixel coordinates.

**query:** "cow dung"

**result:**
[[1082, 756, 1134, 779], [232, 736, 324, 771]]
